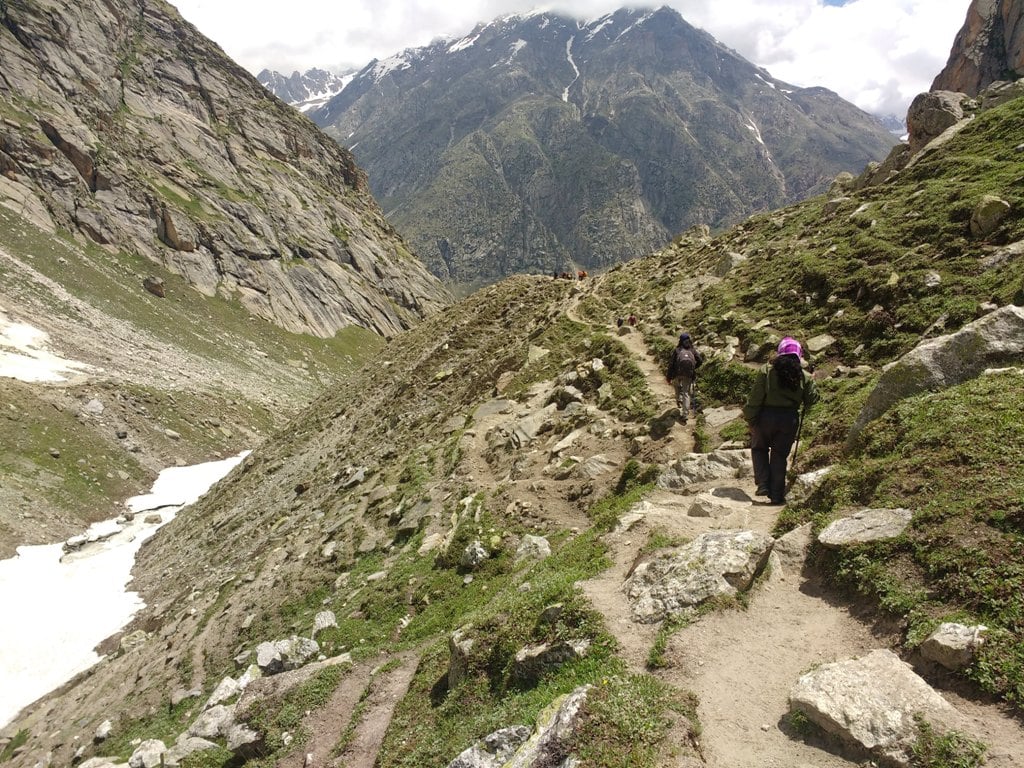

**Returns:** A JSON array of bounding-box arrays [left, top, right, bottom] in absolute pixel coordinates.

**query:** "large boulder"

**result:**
[[970, 194, 1011, 237], [847, 305, 1024, 447], [624, 531, 774, 623], [906, 91, 973, 153], [818, 508, 914, 548], [789, 649, 967, 767]]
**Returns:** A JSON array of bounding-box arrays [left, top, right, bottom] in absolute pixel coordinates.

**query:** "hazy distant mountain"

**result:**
[[308, 6, 897, 286], [258, 67, 354, 113]]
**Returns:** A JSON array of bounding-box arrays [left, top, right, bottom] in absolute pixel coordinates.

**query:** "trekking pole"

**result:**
[[790, 407, 805, 470]]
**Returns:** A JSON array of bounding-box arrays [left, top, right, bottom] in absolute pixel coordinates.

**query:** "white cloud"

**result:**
[[170, 0, 968, 115]]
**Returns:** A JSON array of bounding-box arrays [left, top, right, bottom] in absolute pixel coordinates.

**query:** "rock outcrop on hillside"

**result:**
[[0, 0, 449, 337], [932, 0, 1024, 95], [310, 7, 896, 285]]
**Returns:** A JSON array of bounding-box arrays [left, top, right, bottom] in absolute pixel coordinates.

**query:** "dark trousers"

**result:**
[[750, 407, 800, 502]]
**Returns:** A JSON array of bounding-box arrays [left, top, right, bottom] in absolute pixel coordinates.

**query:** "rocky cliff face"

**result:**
[[0, 0, 449, 338], [932, 0, 1024, 95], [311, 7, 897, 286]]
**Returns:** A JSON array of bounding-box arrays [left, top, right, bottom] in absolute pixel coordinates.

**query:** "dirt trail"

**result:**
[[279, 652, 420, 768], [568, 276, 1024, 767]]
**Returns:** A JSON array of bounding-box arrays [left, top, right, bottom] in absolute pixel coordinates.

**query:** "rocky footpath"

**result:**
[[0, 0, 449, 337]]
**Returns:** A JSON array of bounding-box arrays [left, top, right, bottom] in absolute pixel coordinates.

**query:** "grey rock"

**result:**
[[188, 703, 236, 739], [981, 239, 1024, 270], [713, 251, 747, 277], [448, 625, 475, 690], [848, 305, 1024, 446], [773, 523, 813, 569], [313, 610, 338, 635], [789, 649, 967, 767], [920, 623, 987, 671], [788, 465, 833, 504], [624, 530, 774, 623], [576, 454, 617, 479], [127, 740, 166, 768], [658, 449, 750, 489], [142, 276, 166, 298], [461, 540, 490, 570], [818, 508, 913, 548], [509, 405, 558, 449], [906, 90, 971, 153], [806, 333, 835, 354], [512, 640, 590, 685], [970, 194, 1011, 237], [163, 737, 218, 768], [446, 725, 532, 768], [255, 636, 320, 674], [204, 676, 240, 709], [82, 398, 105, 415], [93, 720, 113, 742], [226, 722, 262, 757], [171, 688, 202, 706], [515, 535, 551, 562]]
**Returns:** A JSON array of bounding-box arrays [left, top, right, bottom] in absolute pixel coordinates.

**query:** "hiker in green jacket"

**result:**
[[742, 337, 819, 505]]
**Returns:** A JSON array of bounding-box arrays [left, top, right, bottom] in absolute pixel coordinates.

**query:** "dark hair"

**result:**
[[679, 333, 692, 348], [773, 353, 803, 391]]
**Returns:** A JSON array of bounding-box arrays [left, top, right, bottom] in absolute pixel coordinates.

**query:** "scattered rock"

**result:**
[[969, 194, 1011, 237], [448, 625, 475, 690], [93, 720, 113, 742], [188, 704, 236, 739], [624, 530, 774, 623], [515, 534, 551, 562], [512, 639, 591, 685], [446, 725, 532, 768], [255, 636, 320, 675], [806, 333, 835, 354], [773, 523, 813, 569], [128, 740, 166, 768], [920, 623, 987, 671], [460, 540, 489, 570], [313, 610, 337, 636], [658, 449, 749, 489], [204, 676, 240, 709], [163, 736, 217, 767], [142, 276, 166, 298], [818, 508, 913, 548], [789, 649, 967, 767]]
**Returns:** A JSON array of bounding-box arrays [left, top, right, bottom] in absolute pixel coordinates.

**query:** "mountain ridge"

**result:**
[[300, 5, 896, 286]]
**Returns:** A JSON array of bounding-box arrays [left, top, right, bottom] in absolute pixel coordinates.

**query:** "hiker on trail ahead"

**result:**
[[742, 336, 819, 506], [666, 332, 703, 424]]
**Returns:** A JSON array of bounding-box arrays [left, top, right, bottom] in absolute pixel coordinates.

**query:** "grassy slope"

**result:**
[[9, 96, 1024, 768], [0, 207, 382, 549]]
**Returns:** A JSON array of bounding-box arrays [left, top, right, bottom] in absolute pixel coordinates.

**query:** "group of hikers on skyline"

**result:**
[[666, 331, 818, 505]]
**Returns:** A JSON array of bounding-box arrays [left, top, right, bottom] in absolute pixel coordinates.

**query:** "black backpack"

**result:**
[[673, 346, 696, 377]]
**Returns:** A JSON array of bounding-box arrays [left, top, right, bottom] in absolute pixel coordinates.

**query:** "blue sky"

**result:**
[[172, 0, 969, 116]]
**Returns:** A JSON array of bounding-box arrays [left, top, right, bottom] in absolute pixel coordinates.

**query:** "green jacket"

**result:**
[[742, 365, 819, 423]]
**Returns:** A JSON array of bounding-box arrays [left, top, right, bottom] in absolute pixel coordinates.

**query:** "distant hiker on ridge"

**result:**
[[742, 336, 819, 505], [666, 332, 703, 424]]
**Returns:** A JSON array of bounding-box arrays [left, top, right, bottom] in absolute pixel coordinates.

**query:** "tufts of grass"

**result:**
[[911, 716, 987, 768], [0, 730, 29, 763], [242, 664, 349, 766]]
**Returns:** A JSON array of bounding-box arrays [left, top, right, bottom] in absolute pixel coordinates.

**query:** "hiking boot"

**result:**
[[769, 497, 787, 505], [756, 486, 770, 498]]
